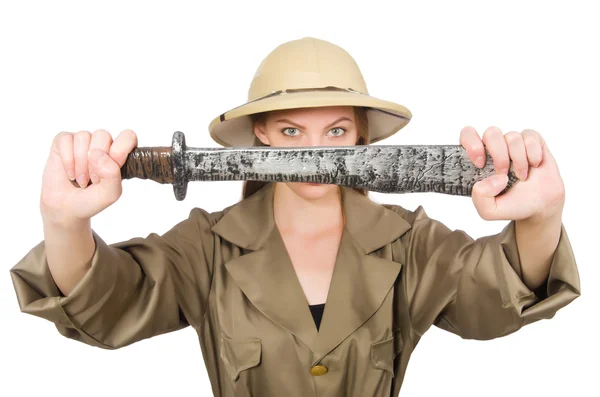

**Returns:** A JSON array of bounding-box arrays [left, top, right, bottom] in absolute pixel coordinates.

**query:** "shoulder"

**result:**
[[378, 201, 430, 227], [192, 207, 226, 223], [187, 199, 244, 226], [375, 201, 453, 244]]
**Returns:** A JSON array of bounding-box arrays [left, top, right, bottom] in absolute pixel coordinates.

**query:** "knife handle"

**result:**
[[120, 131, 188, 200], [114, 132, 188, 200], [119, 146, 174, 183]]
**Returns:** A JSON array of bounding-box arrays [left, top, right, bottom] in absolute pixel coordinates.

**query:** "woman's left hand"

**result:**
[[460, 126, 565, 223]]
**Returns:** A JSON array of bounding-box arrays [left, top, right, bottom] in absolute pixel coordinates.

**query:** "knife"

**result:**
[[118, 131, 518, 200]]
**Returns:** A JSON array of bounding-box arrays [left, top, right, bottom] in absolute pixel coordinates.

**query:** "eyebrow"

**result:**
[[275, 119, 305, 129], [324, 117, 352, 129], [274, 117, 353, 129]]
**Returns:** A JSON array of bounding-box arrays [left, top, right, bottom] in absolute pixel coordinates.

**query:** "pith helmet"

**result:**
[[209, 37, 412, 147]]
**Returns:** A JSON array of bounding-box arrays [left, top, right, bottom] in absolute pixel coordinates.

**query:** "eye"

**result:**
[[328, 127, 346, 137], [281, 127, 300, 137]]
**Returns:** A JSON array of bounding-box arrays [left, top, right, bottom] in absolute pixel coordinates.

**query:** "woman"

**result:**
[[10, 37, 580, 396]]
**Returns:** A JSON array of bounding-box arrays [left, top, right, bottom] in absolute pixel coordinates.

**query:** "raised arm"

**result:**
[[10, 129, 216, 349], [395, 205, 580, 340]]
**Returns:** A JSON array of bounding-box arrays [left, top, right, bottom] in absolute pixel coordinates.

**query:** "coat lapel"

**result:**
[[217, 224, 320, 351], [311, 229, 405, 362], [210, 182, 412, 357]]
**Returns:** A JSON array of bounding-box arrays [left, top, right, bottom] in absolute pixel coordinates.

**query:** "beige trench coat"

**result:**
[[10, 182, 580, 396]]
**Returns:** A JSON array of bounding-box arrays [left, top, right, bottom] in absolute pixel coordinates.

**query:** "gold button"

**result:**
[[310, 365, 328, 376]]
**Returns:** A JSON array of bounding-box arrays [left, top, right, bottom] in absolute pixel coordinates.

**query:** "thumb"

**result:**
[[471, 174, 508, 220]]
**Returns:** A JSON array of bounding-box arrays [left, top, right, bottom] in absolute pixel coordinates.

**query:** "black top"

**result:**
[[309, 303, 325, 331]]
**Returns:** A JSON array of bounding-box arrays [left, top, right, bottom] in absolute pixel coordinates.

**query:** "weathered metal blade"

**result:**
[[185, 145, 518, 194], [120, 131, 518, 200]]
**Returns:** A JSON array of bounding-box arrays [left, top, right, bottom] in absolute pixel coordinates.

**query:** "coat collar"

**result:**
[[211, 183, 412, 362], [211, 182, 411, 254]]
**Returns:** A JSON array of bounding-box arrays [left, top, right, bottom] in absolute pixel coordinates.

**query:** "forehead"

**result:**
[[266, 106, 355, 122]]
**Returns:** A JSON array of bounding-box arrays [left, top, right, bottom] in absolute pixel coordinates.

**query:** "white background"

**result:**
[[1, 0, 598, 396]]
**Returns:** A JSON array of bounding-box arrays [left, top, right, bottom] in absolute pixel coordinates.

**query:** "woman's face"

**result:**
[[253, 106, 359, 200]]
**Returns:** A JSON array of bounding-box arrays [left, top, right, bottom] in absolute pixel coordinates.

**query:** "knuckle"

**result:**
[[120, 129, 135, 138], [91, 129, 114, 151], [482, 126, 502, 140], [75, 130, 91, 138], [54, 131, 72, 140], [124, 129, 138, 145], [92, 129, 112, 140], [52, 131, 72, 147], [460, 126, 476, 138], [74, 131, 92, 146], [521, 128, 539, 136], [523, 129, 545, 146], [504, 131, 522, 144]]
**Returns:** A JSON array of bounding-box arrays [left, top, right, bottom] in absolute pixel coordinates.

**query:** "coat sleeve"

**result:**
[[396, 205, 580, 340], [9, 207, 216, 349]]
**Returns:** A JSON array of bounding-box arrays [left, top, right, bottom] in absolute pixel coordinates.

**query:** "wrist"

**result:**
[[41, 212, 91, 234], [518, 208, 563, 230]]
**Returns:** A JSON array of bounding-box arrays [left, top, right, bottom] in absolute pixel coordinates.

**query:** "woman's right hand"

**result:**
[[40, 129, 138, 226]]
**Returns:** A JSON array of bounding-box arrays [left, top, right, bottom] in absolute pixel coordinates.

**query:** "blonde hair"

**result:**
[[241, 107, 371, 200]]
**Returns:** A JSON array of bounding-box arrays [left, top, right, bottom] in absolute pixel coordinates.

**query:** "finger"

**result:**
[[88, 129, 113, 184], [110, 129, 138, 167], [505, 131, 528, 180], [482, 126, 509, 174], [522, 129, 544, 167], [73, 131, 92, 188], [52, 132, 75, 181], [88, 148, 121, 180], [459, 126, 486, 168], [88, 149, 123, 204], [471, 174, 509, 220]]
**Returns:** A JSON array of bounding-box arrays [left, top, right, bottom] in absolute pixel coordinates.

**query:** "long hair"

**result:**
[[241, 107, 371, 200]]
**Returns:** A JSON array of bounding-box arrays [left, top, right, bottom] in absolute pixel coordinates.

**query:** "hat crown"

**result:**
[[248, 37, 369, 101]]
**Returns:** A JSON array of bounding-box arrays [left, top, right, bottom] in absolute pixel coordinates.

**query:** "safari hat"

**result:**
[[208, 37, 412, 147]]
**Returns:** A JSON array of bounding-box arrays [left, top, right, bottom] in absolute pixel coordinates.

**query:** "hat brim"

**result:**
[[209, 90, 411, 147]]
